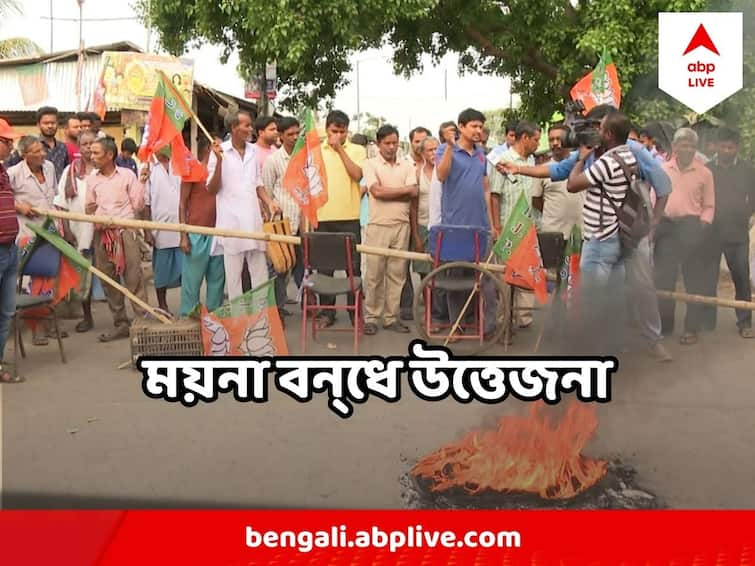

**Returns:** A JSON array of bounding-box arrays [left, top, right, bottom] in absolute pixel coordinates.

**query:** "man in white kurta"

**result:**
[[206, 112, 280, 300]]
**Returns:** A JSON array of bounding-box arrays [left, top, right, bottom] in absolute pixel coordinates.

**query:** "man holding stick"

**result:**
[[85, 137, 148, 342], [179, 137, 225, 317]]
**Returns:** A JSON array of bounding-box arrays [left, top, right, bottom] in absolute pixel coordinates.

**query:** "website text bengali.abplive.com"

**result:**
[[246, 525, 522, 553]]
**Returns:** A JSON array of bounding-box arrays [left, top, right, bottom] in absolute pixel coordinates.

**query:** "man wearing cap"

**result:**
[[0, 119, 22, 382]]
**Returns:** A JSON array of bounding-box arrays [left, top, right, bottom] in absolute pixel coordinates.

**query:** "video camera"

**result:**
[[562, 100, 602, 149]]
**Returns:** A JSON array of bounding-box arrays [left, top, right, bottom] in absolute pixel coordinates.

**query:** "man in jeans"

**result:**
[[566, 111, 637, 355], [499, 105, 672, 361], [0, 119, 21, 382]]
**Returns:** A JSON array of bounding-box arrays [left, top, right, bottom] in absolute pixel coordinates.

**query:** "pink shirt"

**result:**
[[254, 143, 275, 176], [662, 158, 715, 224], [85, 166, 145, 219]]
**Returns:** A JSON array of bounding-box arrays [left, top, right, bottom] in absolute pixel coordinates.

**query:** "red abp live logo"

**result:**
[[659, 12, 742, 114]]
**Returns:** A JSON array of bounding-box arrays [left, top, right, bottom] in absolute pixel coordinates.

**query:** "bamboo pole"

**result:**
[[656, 290, 755, 311], [89, 265, 172, 324], [37, 208, 755, 312], [36, 208, 509, 273]]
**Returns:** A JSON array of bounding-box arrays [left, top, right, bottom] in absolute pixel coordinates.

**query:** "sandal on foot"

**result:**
[[680, 333, 698, 346], [739, 327, 754, 339], [98, 328, 130, 343], [315, 316, 335, 330], [364, 323, 378, 336], [47, 328, 69, 339], [0, 362, 24, 383], [75, 319, 93, 333], [32, 335, 49, 346]]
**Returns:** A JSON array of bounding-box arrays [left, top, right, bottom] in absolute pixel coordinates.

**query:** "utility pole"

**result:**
[[260, 65, 269, 116], [49, 0, 53, 52], [76, 0, 85, 111], [356, 59, 361, 132], [145, 0, 152, 52]]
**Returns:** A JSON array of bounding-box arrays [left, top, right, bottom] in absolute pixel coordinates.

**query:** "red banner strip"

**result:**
[[0, 510, 753, 565]]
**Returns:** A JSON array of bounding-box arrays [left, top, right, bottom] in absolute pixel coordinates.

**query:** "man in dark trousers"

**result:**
[[702, 126, 754, 338]]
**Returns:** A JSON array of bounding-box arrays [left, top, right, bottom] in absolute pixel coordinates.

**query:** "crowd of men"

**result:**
[[0, 101, 751, 381]]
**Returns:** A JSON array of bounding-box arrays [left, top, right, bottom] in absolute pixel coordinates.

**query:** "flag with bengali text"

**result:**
[[137, 73, 205, 182], [493, 192, 548, 304]]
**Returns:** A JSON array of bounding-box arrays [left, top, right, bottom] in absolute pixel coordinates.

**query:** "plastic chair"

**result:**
[[300, 232, 362, 353], [14, 241, 67, 367]]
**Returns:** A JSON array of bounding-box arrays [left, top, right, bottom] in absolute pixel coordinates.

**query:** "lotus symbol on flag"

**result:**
[[202, 315, 231, 356], [305, 154, 324, 198], [239, 314, 275, 357]]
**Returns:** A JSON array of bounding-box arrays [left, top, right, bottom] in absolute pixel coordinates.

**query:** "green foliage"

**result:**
[[352, 112, 386, 140], [139, 0, 754, 159]]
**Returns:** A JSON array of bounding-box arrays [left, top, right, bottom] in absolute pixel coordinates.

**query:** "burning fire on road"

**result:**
[[403, 403, 661, 510]]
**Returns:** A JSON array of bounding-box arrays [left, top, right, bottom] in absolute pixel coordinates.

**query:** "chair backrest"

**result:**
[[20, 241, 62, 278], [537, 232, 566, 269], [302, 232, 357, 275], [428, 224, 488, 263]]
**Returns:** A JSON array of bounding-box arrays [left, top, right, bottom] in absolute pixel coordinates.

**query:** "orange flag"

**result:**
[[282, 109, 328, 228], [200, 279, 288, 357], [492, 193, 548, 304], [570, 48, 621, 113]]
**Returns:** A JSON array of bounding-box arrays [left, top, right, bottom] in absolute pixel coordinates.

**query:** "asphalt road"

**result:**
[[2, 282, 754, 509]]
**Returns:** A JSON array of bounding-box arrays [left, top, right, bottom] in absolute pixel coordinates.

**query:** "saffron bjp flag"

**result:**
[[282, 109, 328, 228], [138, 72, 205, 182], [557, 225, 582, 309], [570, 48, 622, 112], [492, 192, 548, 304], [200, 279, 288, 357]]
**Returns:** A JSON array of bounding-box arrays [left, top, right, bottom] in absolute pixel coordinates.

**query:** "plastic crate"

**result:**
[[130, 318, 203, 364]]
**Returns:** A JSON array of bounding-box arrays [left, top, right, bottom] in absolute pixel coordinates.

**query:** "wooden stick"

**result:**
[[443, 248, 496, 347], [158, 70, 215, 145], [35, 209, 755, 312], [656, 290, 755, 311], [89, 265, 173, 324], [35, 208, 511, 273]]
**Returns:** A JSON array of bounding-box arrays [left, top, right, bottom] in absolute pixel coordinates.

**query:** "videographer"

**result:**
[[497, 104, 673, 362]]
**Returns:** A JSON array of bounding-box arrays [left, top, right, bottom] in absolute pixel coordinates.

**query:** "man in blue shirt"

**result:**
[[498, 105, 673, 361], [435, 108, 497, 339]]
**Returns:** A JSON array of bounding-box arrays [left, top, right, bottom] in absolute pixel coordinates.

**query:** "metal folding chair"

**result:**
[[300, 232, 362, 353]]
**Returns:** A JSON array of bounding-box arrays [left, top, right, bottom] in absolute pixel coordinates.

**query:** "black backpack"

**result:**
[[597, 149, 652, 252]]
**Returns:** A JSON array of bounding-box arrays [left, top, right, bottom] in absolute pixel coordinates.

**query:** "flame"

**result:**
[[411, 403, 607, 500]]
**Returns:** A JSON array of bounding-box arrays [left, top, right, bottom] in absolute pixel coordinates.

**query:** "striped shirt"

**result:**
[[261, 146, 301, 233], [0, 164, 19, 245], [582, 145, 636, 241]]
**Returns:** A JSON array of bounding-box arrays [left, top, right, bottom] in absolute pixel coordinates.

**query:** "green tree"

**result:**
[[0, 0, 42, 58], [138, 0, 754, 156], [352, 111, 386, 140]]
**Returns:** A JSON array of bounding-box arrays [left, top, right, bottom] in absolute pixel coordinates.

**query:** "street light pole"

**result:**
[[356, 59, 361, 133]]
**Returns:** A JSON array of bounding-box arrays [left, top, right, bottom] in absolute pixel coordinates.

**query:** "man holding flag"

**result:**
[[207, 110, 280, 300], [498, 50, 673, 362]]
